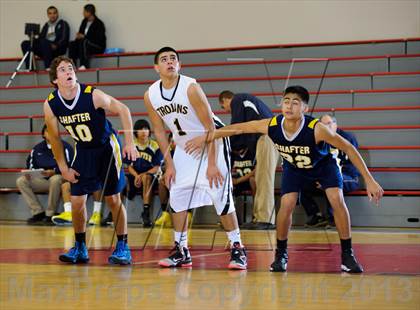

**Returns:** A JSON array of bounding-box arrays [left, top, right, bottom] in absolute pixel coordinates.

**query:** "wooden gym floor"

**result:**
[[0, 222, 419, 309]]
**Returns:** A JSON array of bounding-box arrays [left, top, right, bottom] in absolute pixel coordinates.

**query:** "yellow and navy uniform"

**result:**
[[125, 139, 163, 200], [231, 148, 256, 195], [47, 83, 125, 196], [267, 114, 342, 194], [130, 139, 163, 174], [47, 83, 114, 147]]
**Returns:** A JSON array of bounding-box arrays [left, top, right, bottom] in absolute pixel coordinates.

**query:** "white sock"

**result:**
[[226, 228, 242, 247], [93, 201, 102, 213], [63, 202, 72, 213], [174, 231, 188, 248]]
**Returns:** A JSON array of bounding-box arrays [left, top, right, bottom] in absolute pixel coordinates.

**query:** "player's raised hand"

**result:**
[[206, 165, 224, 189], [62, 168, 80, 183], [123, 143, 139, 161], [366, 179, 384, 206], [185, 134, 207, 156]]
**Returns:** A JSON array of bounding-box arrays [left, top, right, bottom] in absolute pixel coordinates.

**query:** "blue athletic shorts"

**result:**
[[70, 134, 125, 196], [281, 159, 343, 195]]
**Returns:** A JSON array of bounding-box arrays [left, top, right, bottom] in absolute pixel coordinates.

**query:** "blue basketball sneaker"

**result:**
[[59, 241, 89, 264], [108, 240, 132, 265]]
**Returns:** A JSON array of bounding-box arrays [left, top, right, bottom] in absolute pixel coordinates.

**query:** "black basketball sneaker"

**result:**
[[158, 242, 192, 267], [341, 249, 364, 273], [270, 249, 288, 272], [228, 242, 247, 270]]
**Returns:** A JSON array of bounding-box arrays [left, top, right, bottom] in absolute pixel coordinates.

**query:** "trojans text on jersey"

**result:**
[[156, 102, 188, 117]]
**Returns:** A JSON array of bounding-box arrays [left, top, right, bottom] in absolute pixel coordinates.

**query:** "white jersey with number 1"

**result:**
[[148, 75, 210, 150], [147, 74, 235, 215]]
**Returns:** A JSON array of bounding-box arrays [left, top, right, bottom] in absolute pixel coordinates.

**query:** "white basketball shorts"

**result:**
[[169, 139, 235, 216]]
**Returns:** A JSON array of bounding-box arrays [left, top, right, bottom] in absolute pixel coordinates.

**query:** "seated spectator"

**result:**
[[87, 191, 103, 226], [155, 175, 171, 226], [298, 181, 328, 227], [300, 114, 361, 227], [321, 114, 361, 193], [51, 181, 71, 225], [230, 141, 256, 226], [16, 124, 73, 225], [52, 189, 102, 226], [21, 6, 70, 70], [69, 4, 106, 70], [124, 119, 163, 227], [154, 133, 174, 227]]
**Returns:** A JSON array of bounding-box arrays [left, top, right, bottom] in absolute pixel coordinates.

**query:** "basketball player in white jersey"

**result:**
[[144, 47, 247, 270]]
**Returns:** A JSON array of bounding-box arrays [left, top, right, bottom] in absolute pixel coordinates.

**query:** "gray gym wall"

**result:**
[[1, 0, 419, 58]]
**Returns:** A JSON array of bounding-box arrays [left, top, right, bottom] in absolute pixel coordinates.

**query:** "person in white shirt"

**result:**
[[144, 47, 247, 270]]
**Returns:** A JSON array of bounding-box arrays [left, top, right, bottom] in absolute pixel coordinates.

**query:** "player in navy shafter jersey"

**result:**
[[230, 142, 257, 226], [231, 144, 256, 197], [44, 56, 138, 265], [186, 85, 384, 274]]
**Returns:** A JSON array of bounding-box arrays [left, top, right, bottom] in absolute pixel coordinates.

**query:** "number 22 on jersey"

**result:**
[[280, 152, 313, 168]]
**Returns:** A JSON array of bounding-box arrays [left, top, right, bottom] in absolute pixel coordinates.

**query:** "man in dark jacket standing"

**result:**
[[219, 91, 280, 230], [21, 6, 70, 70], [69, 4, 106, 70]]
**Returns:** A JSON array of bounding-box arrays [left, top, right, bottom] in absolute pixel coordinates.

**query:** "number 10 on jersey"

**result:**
[[65, 124, 93, 142]]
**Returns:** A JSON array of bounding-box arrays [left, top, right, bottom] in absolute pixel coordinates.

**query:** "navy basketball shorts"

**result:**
[[281, 160, 343, 195], [70, 134, 126, 196]]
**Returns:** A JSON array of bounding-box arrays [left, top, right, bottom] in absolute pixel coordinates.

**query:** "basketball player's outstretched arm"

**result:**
[[187, 83, 223, 188], [43, 100, 80, 183], [92, 89, 137, 161], [185, 118, 271, 155], [144, 91, 175, 189], [315, 122, 384, 205]]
